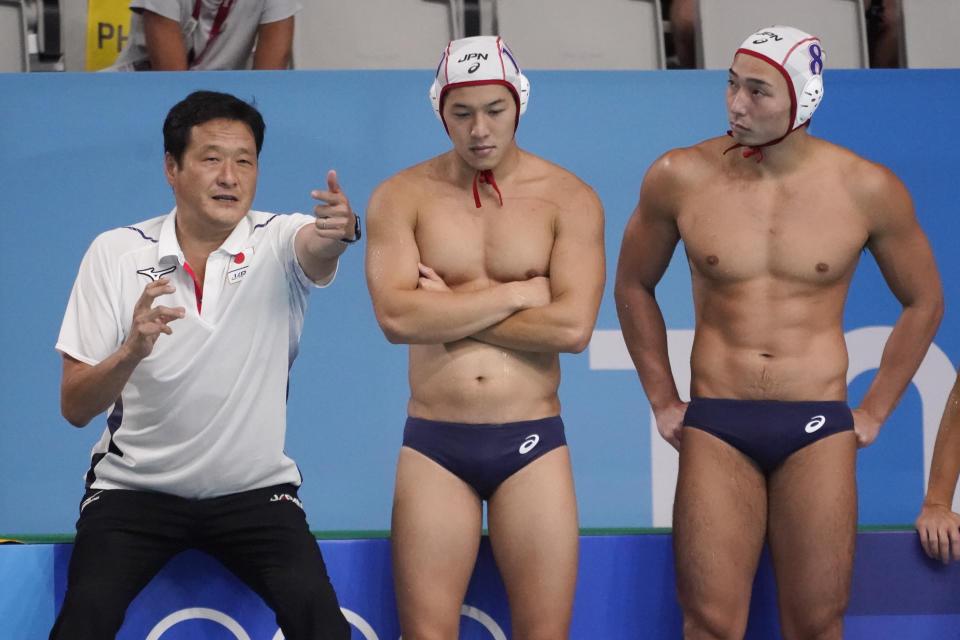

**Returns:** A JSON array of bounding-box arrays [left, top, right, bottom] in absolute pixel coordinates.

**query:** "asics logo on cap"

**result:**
[[519, 434, 540, 454], [468, 62, 481, 73], [804, 415, 826, 433]]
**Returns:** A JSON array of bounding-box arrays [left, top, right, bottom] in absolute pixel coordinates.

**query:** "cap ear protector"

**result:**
[[736, 25, 825, 134], [794, 73, 823, 129], [429, 36, 530, 131]]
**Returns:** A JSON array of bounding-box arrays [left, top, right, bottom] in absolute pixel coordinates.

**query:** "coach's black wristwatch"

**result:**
[[341, 213, 362, 244]]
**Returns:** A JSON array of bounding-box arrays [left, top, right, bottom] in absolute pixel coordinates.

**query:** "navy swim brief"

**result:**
[[683, 398, 854, 473], [402, 415, 567, 500]]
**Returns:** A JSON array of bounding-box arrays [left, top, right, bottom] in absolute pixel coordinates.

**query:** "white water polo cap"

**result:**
[[429, 36, 530, 131], [736, 25, 825, 135]]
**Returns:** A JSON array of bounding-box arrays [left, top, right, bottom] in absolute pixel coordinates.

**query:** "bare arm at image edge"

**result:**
[[915, 371, 960, 563]]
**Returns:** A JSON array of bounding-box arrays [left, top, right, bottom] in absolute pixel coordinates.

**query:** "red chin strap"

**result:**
[[472, 169, 504, 208], [723, 121, 809, 163]]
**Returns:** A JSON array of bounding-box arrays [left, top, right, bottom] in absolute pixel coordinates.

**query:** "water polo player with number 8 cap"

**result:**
[[725, 25, 826, 161], [616, 23, 942, 639]]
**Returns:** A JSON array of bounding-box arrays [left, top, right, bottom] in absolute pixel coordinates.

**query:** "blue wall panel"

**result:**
[[0, 69, 958, 534]]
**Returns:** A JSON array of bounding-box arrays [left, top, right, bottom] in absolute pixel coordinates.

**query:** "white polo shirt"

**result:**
[[56, 209, 331, 499]]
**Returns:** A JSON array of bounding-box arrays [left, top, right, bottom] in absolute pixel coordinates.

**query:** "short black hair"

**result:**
[[163, 91, 265, 167]]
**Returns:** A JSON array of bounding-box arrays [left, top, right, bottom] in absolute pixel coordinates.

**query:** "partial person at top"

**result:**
[[864, 0, 902, 68], [108, 0, 299, 71], [665, 0, 902, 68]]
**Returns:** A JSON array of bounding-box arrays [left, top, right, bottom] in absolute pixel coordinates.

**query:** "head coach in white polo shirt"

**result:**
[[50, 90, 358, 640]]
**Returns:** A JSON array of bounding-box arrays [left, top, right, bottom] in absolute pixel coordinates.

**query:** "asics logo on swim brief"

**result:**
[[804, 415, 826, 433], [519, 434, 540, 454]]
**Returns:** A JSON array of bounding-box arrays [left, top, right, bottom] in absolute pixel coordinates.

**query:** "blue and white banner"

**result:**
[[2, 535, 958, 638]]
